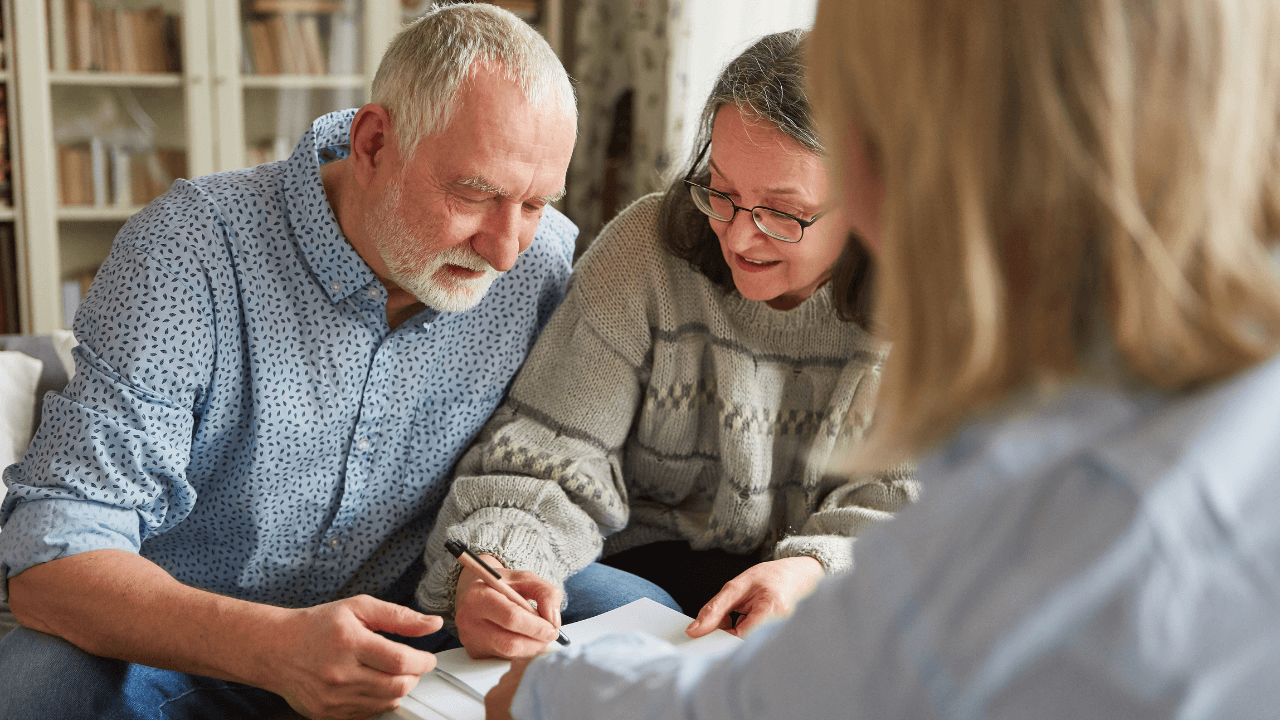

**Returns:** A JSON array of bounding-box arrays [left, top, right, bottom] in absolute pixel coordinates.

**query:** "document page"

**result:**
[[389, 598, 742, 720]]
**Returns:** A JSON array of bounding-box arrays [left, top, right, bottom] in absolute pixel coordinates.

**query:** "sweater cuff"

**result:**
[[771, 535, 853, 575], [415, 507, 584, 623]]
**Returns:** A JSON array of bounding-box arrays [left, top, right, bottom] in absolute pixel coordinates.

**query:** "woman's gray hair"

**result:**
[[691, 28, 822, 158], [371, 2, 575, 161], [657, 30, 873, 325]]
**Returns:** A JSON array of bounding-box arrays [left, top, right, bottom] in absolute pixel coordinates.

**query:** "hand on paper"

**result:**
[[686, 556, 825, 638], [484, 655, 534, 720], [455, 554, 564, 659], [270, 595, 442, 720]]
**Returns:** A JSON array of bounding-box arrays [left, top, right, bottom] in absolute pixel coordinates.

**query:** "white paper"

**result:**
[[390, 598, 742, 720], [387, 693, 452, 720], [403, 674, 486, 720]]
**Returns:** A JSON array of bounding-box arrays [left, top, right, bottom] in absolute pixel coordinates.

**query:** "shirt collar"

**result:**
[[285, 109, 378, 305]]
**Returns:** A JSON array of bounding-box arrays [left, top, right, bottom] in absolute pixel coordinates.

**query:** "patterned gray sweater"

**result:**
[[417, 194, 916, 618]]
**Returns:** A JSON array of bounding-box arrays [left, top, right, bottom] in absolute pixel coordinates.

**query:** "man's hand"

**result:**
[[685, 556, 825, 638], [484, 655, 535, 720], [8, 551, 442, 720], [454, 554, 562, 659], [270, 595, 443, 720]]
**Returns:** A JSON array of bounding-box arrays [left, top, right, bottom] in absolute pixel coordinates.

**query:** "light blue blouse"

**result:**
[[513, 353, 1280, 719]]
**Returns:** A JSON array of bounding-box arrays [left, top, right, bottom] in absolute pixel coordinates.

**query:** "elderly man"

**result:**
[[0, 5, 667, 720]]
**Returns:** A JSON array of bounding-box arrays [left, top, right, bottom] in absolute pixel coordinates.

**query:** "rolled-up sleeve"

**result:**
[[0, 199, 215, 600]]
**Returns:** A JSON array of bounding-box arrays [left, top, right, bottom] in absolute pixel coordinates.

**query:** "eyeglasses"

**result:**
[[682, 140, 826, 243]]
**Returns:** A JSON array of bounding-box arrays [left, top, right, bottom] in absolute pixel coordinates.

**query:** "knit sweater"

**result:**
[[417, 194, 917, 618]]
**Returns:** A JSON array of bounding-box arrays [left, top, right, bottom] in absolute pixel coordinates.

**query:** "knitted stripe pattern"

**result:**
[[417, 194, 918, 619]]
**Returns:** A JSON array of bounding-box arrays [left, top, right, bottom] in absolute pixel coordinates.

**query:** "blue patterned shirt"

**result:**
[[0, 110, 577, 607]]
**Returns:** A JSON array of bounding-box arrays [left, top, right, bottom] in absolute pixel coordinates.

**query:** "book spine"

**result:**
[[48, 0, 71, 71], [278, 14, 302, 75], [90, 137, 107, 206], [101, 9, 121, 73], [0, 224, 18, 333], [70, 0, 93, 72], [165, 13, 182, 73], [111, 145, 130, 207], [240, 20, 256, 74], [117, 8, 136, 74], [87, 3, 104, 71], [143, 7, 165, 73]]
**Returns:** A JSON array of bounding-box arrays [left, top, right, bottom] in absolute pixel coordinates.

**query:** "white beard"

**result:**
[[370, 178, 502, 313]]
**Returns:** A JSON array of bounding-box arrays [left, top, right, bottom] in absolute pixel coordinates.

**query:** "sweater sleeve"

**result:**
[[771, 463, 919, 573], [771, 355, 920, 574], [416, 204, 660, 619]]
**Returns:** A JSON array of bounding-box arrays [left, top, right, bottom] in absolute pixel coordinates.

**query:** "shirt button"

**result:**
[[328, 536, 342, 548], [330, 281, 342, 293], [367, 287, 380, 299], [357, 438, 370, 451]]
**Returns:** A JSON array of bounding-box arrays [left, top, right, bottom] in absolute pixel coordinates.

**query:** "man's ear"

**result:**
[[349, 103, 398, 188]]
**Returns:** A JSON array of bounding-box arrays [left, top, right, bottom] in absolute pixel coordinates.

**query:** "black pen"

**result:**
[[444, 539, 570, 646]]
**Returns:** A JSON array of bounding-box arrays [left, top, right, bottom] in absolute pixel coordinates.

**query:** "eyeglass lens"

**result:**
[[689, 185, 803, 242]]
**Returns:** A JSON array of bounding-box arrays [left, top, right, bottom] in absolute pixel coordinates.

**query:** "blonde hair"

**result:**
[[372, 2, 574, 161], [810, 0, 1280, 462]]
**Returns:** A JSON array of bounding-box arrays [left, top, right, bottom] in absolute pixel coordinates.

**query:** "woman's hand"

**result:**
[[485, 656, 535, 720], [454, 555, 563, 659], [685, 556, 825, 638]]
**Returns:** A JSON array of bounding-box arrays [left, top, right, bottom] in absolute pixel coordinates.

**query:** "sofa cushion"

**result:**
[[0, 350, 43, 492]]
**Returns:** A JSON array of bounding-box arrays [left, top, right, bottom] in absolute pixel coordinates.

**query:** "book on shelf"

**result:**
[[48, 0, 70, 71], [243, 12, 329, 76], [130, 148, 187, 206], [277, 14, 304, 74], [246, 141, 276, 168], [99, 8, 120, 74], [57, 144, 93, 206], [252, 0, 347, 13], [54, 0, 182, 74], [0, 86, 11, 207], [58, 142, 187, 208], [0, 224, 19, 334], [483, 0, 540, 23], [297, 15, 326, 75]]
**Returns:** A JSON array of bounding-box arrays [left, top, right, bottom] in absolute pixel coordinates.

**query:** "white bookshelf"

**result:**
[[8, 0, 563, 333], [10, 0, 399, 332]]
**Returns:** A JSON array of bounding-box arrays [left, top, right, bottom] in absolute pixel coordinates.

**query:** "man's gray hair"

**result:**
[[371, 2, 575, 161]]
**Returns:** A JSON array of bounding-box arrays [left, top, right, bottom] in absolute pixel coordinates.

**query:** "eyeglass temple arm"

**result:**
[[683, 139, 713, 182]]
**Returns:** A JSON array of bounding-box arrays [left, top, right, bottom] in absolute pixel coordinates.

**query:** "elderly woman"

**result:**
[[417, 29, 914, 660], [482, 0, 1280, 717]]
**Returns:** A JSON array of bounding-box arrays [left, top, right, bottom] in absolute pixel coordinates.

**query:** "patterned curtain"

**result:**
[[566, 0, 690, 254]]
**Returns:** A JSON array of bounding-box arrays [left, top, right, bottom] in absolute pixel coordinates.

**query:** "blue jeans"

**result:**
[[0, 563, 677, 719]]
